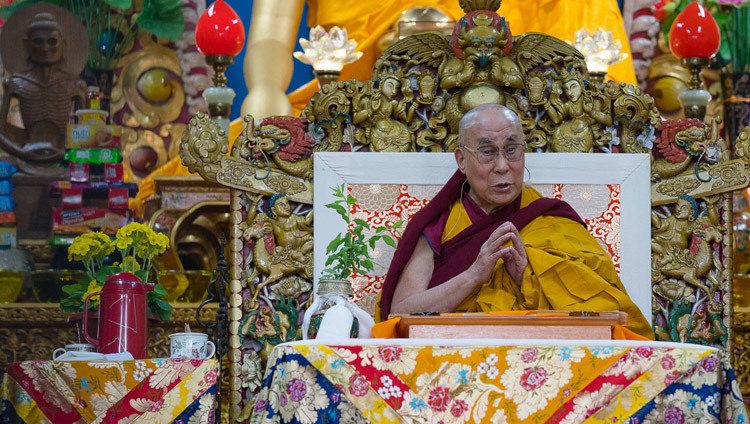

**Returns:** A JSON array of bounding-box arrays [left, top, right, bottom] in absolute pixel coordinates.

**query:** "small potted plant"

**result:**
[[302, 184, 402, 338], [61, 222, 173, 322]]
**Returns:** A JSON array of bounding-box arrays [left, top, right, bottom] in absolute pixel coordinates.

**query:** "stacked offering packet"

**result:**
[[51, 110, 138, 248]]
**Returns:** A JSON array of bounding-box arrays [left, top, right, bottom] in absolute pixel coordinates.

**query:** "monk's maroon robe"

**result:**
[[378, 170, 583, 321]]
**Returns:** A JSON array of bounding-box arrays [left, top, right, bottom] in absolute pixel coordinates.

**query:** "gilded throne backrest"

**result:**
[[179, 1, 750, 419]]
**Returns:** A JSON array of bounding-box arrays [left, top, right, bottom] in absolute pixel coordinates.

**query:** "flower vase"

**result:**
[[721, 72, 750, 151], [81, 68, 115, 115]]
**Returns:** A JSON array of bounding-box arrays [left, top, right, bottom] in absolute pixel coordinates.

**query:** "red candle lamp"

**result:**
[[668, 2, 720, 120], [195, 0, 246, 87], [669, 2, 721, 60], [195, 0, 246, 127]]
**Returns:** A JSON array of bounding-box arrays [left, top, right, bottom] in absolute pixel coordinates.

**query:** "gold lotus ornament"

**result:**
[[293, 26, 363, 89], [572, 28, 628, 81]]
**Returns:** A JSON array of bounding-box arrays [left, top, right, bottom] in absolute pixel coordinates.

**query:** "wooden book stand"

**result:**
[[393, 311, 629, 340]]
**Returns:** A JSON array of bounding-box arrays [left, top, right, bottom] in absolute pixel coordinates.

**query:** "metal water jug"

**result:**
[[82, 272, 153, 358]]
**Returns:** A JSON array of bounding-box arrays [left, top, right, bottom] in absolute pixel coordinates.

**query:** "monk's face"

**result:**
[[455, 108, 525, 213]]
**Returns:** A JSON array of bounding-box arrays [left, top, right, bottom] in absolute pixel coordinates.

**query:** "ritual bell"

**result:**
[[82, 272, 153, 359]]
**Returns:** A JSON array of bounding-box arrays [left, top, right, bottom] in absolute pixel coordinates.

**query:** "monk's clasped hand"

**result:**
[[471, 222, 528, 286], [496, 222, 528, 285]]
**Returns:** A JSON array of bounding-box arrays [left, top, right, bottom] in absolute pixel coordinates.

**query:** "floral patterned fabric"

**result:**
[[1, 358, 217, 424], [249, 341, 747, 424]]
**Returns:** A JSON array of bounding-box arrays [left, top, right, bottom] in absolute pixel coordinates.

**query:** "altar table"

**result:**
[[250, 339, 748, 423], [1, 358, 217, 424]]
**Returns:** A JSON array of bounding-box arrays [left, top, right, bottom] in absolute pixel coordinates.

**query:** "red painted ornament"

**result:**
[[195, 0, 246, 56], [669, 2, 721, 59]]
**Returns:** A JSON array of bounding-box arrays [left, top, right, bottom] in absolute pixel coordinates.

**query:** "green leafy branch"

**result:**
[[320, 184, 403, 281]]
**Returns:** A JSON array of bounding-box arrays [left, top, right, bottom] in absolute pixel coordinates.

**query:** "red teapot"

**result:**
[[83, 272, 153, 359]]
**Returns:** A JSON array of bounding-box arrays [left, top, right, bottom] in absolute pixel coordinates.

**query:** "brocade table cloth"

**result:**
[[1, 358, 217, 423], [250, 339, 747, 424]]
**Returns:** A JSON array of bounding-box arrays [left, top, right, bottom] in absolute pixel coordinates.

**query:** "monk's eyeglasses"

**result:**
[[459, 143, 526, 164]]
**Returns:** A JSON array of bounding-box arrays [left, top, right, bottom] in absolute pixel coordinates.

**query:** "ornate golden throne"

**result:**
[[179, 0, 750, 420]]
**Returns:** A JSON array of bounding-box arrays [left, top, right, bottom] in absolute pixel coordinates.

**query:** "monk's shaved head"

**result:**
[[458, 103, 522, 144], [454, 102, 526, 214]]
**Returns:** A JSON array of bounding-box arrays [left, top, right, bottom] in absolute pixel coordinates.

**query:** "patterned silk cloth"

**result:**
[[1, 358, 217, 423], [250, 340, 748, 424]]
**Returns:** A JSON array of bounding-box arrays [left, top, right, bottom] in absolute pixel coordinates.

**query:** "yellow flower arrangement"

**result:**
[[81, 280, 102, 309], [61, 222, 173, 321]]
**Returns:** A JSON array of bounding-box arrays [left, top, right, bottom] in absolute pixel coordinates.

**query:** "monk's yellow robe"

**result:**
[[444, 186, 654, 339]]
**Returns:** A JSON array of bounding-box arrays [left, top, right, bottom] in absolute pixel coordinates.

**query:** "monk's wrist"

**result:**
[[464, 265, 486, 287]]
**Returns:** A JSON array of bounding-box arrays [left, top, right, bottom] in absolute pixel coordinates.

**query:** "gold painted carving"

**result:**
[[458, 0, 502, 12], [613, 83, 660, 154], [543, 63, 611, 152], [710, 161, 748, 191], [216, 156, 312, 204], [365, 18, 655, 154], [651, 195, 723, 296], [264, 175, 307, 196], [234, 115, 320, 180], [239, 194, 313, 304], [648, 118, 735, 347], [180, 112, 227, 183], [352, 76, 416, 152], [651, 193, 732, 346], [735, 126, 750, 164], [237, 350, 264, 421], [652, 160, 748, 205], [733, 310, 750, 399], [111, 37, 185, 130], [651, 117, 744, 205], [654, 178, 703, 198], [216, 156, 265, 190]]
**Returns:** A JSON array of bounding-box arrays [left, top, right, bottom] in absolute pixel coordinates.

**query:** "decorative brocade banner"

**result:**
[[1, 358, 217, 424], [250, 342, 747, 424]]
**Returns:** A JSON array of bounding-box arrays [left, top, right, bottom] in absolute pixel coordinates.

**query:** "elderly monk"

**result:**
[[378, 103, 653, 339]]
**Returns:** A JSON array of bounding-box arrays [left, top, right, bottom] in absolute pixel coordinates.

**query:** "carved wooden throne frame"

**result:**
[[179, 0, 750, 419]]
